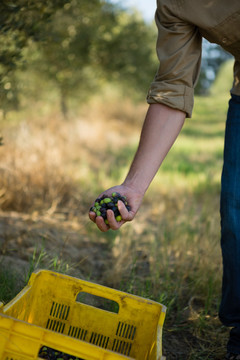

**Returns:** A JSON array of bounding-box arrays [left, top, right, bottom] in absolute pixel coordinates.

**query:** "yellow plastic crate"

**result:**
[[0, 269, 166, 360]]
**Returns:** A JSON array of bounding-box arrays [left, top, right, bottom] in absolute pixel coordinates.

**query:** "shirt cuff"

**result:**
[[146, 81, 194, 118]]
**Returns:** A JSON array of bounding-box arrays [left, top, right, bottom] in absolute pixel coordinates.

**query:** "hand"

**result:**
[[89, 184, 144, 232]]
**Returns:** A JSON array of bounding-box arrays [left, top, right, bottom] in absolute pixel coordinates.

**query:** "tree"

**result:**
[[27, 0, 158, 117], [29, 0, 106, 117], [0, 0, 69, 114], [91, 10, 158, 96]]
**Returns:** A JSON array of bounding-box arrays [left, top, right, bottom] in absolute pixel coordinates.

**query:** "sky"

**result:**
[[110, 0, 157, 22]]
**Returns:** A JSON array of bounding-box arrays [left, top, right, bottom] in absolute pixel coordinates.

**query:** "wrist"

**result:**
[[122, 176, 148, 196]]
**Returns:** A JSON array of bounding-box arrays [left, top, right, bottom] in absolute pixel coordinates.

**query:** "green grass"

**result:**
[[0, 266, 23, 303]]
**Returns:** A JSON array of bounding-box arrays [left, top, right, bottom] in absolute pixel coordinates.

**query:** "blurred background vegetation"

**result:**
[[0, 0, 159, 118], [0, 0, 231, 119]]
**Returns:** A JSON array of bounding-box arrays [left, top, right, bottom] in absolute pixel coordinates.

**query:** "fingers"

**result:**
[[93, 211, 124, 231], [106, 209, 125, 230], [89, 207, 128, 232], [95, 215, 110, 232], [89, 211, 109, 232], [89, 192, 136, 232], [89, 211, 96, 222]]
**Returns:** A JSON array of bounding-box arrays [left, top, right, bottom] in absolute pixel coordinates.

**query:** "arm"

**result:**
[[123, 103, 185, 194], [89, 103, 186, 232], [89, 2, 202, 232]]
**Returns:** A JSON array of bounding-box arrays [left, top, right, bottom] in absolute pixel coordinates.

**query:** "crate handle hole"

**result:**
[[76, 292, 119, 313]]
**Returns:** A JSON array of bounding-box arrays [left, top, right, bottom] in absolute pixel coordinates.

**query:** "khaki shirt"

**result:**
[[147, 0, 240, 117]]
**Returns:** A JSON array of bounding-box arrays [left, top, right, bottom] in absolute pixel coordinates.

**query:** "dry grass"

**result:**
[[0, 91, 147, 213]]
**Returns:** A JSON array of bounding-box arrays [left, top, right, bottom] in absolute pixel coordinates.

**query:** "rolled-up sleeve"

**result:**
[[147, 1, 202, 118]]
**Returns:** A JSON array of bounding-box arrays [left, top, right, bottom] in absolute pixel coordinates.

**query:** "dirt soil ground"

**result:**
[[0, 210, 110, 282]]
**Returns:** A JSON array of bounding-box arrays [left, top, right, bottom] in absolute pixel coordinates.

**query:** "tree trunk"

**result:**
[[60, 88, 68, 119]]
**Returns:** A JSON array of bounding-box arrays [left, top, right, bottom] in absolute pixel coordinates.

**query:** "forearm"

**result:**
[[89, 103, 185, 231], [123, 103, 186, 194]]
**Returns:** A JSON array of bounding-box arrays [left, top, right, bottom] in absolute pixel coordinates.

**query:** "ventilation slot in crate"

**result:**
[[46, 319, 65, 333], [46, 301, 70, 333], [112, 321, 137, 356], [116, 321, 136, 340], [49, 301, 70, 320], [68, 325, 88, 341], [89, 332, 110, 349], [112, 339, 132, 356]]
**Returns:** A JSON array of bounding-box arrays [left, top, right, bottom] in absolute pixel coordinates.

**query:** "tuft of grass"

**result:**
[[24, 244, 73, 284], [0, 266, 23, 303]]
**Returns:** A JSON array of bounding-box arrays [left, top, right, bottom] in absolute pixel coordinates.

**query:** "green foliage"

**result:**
[[0, 0, 69, 113], [0, 0, 158, 116], [29, 0, 107, 116], [91, 10, 157, 92], [0, 265, 23, 303], [25, 0, 157, 116], [24, 245, 72, 284], [0, 0, 69, 63]]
